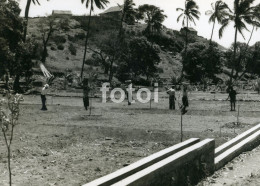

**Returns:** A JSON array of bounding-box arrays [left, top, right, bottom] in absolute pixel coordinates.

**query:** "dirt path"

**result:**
[[199, 145, 260, 186]]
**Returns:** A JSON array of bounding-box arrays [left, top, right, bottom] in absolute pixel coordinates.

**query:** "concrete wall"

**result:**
[[84, 138, 200, 186], [215, 130, 260, 170], [112, 139, 215, 186]]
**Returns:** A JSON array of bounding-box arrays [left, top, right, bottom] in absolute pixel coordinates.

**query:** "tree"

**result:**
[[0, 94, 23, 186], [205, 0, 231, 44], [89, 33, 122, 83], [219, 0, 260, 85], [37, 16, 57, 63], [118, 37, 160, 81], [177, 0, 200, 54], [0, 0, 34, 92], [182, 42, 223, 83], [80, 0, 109, 80], [137, 4, 167, 35], [118, 0, 136, 38]]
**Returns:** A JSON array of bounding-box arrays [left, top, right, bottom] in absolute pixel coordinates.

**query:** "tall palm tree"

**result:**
[[219, 0, 260, 84], [118, 0, 136, 38], [137, 4, 167, 35], [206, 0, 231, 44], [176, 0, 200, 54], [80, 0, 109, 79]]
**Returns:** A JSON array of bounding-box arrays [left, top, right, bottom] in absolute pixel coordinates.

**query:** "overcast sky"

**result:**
[[17, 0, 260, 48]]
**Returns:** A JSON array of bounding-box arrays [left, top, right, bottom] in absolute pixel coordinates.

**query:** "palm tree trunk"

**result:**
[[118, 1, 126, 39], [80, 8, 92, 80], [235, 26, 255, 82], [179, 16, 189, 83], [185, 16, 189, 55], [23, 0, 32, 42], [230, 27, 238, 85], [209, 20, 215, 45]]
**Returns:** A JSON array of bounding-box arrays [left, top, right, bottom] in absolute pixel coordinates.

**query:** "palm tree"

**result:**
[[80, 0, 109, 79], [219, 0, 260, 84], [118, 0, 136, 38], [137, 4, 167, 35], [176, 0, 200, 54], [206, 0, 231, 44]]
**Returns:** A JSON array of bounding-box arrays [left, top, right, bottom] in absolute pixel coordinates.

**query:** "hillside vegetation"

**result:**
[[27, 15, 226, 84]]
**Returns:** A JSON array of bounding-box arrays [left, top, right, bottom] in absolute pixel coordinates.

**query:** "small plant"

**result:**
[[57, 44, 65, 50], [69, 44, 77, 56], [0, 93, 23, 186]]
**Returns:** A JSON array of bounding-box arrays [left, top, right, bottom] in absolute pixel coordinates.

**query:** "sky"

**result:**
[[17, 0, 260, 48]]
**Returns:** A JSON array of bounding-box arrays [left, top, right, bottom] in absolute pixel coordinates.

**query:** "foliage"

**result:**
[[60, 18, 70, 31], [147, 34, 184, 53], [0, 94, 23, 186], [69, 43, 77, 55], [205, 0, 231, 43], [219, 0, 260, 83], [137, 4, 167, 35], [117, 37, 160, 81], [52, 35, 67, 45], [37, 16, 58, 63], [182, 42, 223, 83], [57, 44, 65, 50], [120, 0, 136, 25], [0, 0, 35, 92], [176, 0, 200, 27], [80, 0, 109, 79]]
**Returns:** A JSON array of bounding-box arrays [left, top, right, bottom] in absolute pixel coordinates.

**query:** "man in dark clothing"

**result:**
[[228, 86, 237, 111], [166, 86, 176, 110], [181, 86, 189, 115], [83, 78, 90, 110]]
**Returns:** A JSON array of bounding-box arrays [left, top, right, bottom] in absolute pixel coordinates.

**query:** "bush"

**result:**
[[53, 35, 66, 45], [50, 46, 56, 51], [75, 33, 85, 40], [157, 67, 164, 73], [69, 44, 77, 55], [57, 44, 64, 50]]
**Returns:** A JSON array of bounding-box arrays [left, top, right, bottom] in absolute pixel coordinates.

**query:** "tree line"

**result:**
[[1, 0, 260, 93]]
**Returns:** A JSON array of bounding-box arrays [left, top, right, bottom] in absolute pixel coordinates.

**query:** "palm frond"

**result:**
[[176, 8, 184, 12], [219, 19, 230, 38], [177, 13, 184, 22]]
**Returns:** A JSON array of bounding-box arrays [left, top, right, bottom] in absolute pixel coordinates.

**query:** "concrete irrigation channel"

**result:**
[[83, 123, 260, 186]]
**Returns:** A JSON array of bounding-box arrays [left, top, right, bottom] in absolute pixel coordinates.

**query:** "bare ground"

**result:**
[[0, 91, 260, 186]]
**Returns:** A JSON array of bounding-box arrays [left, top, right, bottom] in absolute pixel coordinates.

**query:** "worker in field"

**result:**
[[181, 85, 189, 114], [166, 85, 176, 110], [41, 84, 49, 111], [227, 86, 237, 111], [83, 78, 90, 110]]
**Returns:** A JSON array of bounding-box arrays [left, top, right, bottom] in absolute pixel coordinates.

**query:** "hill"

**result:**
[[27, 15, 227, 85]]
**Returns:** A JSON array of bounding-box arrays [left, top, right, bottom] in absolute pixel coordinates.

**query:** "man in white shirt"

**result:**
[[41, 84, 49, 110], [166, 85, 176, 110]]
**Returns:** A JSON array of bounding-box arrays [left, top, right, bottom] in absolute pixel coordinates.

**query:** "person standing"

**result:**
[[41, 84, 49, 110], [166, 85, 176, 110], [181, 86, 189, 114], [83, 78, 90, 110], [227, 86, 237, 111]]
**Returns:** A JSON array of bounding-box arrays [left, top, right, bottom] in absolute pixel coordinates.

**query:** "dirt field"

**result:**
[[0, 91, 260, 186]]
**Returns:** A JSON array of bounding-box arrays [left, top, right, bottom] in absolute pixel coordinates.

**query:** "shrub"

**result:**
[[75, 33, 85, 40], [50, 46, 56, 51], [53, 35, 66, 45], [69, 44, 77, 56], [157, 67, 164, 73], [57, 44, 64, 50]]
